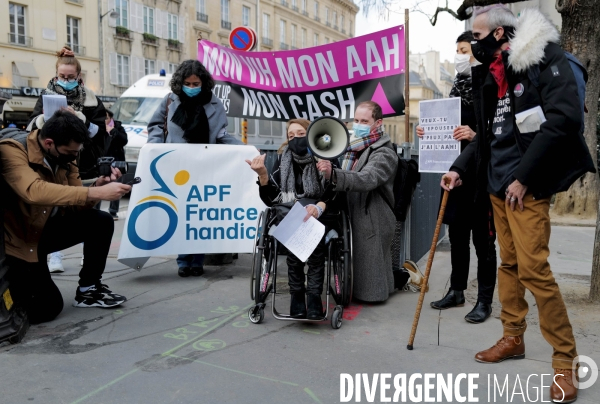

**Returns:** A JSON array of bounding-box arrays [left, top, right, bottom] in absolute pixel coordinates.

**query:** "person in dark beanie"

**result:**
[[101, 109, 128, 220]]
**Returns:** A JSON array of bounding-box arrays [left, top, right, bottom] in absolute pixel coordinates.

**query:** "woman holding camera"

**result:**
[[28, 46, 108, 273], [147, 60, 243, 278], [246, 119, 334, 320]]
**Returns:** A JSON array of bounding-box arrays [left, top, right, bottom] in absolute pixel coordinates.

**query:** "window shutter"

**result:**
[[109, 53, 118, 85], [136, 2, 144, 33]]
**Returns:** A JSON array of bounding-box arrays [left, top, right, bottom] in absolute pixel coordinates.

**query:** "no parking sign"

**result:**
[[229, 27, 257, 51]]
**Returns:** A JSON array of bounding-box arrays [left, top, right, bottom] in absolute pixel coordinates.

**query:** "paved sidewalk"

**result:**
[[1, 211, 599, 403]]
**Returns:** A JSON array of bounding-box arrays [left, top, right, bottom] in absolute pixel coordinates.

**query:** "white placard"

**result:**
[[272, 202, 325, 263], [42, 95, 67, 121], [118, 144, 266, 269], [418, 98, 461, 173]]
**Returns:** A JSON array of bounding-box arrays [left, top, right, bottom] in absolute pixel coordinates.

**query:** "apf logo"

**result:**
[[127, 150, 190, 250]]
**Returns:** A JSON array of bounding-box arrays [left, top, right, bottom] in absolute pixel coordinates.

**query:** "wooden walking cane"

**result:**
[[407, 184, 450, 350]]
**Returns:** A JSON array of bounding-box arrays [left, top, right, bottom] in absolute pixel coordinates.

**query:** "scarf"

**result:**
[[340, 124, 384, 171], [449, 73, 473, 106], [489, 54, 508, 99], [45, 78, 86, 111], [170, 90, 212, 144], [277, 146, 323, 203]]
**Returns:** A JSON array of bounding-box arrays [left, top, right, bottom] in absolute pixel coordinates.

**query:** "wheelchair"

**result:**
[[248, 203, 353, 329]]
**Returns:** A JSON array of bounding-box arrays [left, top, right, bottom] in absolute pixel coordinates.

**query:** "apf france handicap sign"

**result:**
[[118, 144, 266, 270], [229, 26, 257, 51]]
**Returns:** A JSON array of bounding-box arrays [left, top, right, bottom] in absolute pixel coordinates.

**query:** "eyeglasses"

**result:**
[[56, 75, 78, 83]]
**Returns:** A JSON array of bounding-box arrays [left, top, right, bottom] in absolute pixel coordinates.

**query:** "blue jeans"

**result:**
[[177, 254, 205, 269]]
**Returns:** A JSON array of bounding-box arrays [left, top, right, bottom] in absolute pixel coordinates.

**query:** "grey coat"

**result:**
[[334, 134, 397, 302], [147, 92, 243, 145]]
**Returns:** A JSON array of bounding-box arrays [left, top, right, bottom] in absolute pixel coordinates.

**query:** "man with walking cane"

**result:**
[[441, 6, 594, 403]]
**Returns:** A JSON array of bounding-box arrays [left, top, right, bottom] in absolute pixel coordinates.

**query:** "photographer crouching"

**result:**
[[0, 110, 131, 325]]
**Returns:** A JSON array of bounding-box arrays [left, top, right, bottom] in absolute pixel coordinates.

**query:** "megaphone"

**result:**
[[306, 116, 350, 160]]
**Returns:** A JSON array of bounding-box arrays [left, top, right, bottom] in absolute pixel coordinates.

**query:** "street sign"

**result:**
[[229, 27, 257, 52]]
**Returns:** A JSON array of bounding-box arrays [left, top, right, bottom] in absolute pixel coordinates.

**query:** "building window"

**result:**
[[341, 14, 345, 31], [262, 13, 270, 39], [117, 54, 130, 86], [291, 24, 297, 48], [221, 0, 230, 23], [280, 20, 286, 44], [350, 20, 353, 35], [197, 0, 206, 15], [167, 14, 178, 40], [302, 0, 307, 12], [325, 37, 329, 44], [333, 11, 337, 28], [301, 28, 307, 48], [314, 2, 319, 18], [66, 16, 80, 53], [168, 63, 178, 74], [143, 6, 154, 35], [116, 0, 128, 28], [242, 6, 250, 26], [145, 59, 156, 75], [8, 3, 27, 45], [325, 7, 329, 24], [313, 33, 318, 46]]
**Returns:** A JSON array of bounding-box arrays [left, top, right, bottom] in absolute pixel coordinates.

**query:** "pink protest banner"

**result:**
[[198, 26, 406, 122]]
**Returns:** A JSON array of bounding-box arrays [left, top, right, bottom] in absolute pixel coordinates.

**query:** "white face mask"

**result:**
[[454, 54, 472, 76]]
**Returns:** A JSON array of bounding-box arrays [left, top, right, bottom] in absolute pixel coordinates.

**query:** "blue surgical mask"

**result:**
[[182, 86, 202, 97], [353, 123, 372, 138], [56, 79, 79, 91]]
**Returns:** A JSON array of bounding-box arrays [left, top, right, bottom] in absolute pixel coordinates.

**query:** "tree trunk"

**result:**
[[553, 0, 600, 219]]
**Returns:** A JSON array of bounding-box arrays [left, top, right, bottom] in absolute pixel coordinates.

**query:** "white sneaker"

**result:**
[[48, 252, 64, 273]]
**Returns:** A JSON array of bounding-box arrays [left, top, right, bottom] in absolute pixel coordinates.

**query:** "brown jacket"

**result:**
[[0, 130, 91, 262]]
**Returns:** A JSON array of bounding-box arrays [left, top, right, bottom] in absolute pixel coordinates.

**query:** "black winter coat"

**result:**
[[28, 88, 108, 180], [452, 34, 595, 200], [105, 120, 128, 162]]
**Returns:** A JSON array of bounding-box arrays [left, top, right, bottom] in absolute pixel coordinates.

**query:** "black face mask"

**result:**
[[45, 144, 78, 168], [288, 136, 309, 155], [471, 27, 513, 65]]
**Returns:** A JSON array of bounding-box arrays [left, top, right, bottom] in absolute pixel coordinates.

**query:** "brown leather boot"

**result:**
[[550, 369, 578, 403], [475, 335, 525, 363]]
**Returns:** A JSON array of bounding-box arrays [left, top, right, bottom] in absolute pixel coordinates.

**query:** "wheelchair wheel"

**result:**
[[254, 228, 275, 305], [248, 305, 265, 324], [250, 210, 268, 301], [331, 305, 343, 329]]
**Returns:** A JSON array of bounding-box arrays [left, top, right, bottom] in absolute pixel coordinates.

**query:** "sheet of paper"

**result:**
[[418, 97, 461, 173], [42, 94, 68, 121], [271, 202, 325, 263], [515, 106, 546, 133]]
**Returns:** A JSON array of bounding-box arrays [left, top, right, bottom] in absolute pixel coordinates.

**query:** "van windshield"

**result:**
[[111, 97, 163, 125]]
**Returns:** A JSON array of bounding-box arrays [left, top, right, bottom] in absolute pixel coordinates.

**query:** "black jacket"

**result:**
[[28, 88, 108, 180], [106, 120, 128, 162], [451, 9, 595, 200]]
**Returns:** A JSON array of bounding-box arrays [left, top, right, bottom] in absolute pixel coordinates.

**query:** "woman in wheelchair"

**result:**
[[246, 118, 335, 320]]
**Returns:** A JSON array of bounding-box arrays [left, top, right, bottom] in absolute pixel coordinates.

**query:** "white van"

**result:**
[[110, 72, 172, 174]]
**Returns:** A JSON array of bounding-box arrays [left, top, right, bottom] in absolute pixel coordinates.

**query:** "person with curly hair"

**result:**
[[147, 59, 243, 277]]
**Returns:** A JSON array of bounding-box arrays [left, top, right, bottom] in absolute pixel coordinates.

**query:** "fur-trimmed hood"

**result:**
[[508, 8, 560, 73]]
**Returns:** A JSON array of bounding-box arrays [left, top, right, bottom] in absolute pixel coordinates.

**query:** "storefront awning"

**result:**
[[12, 61, 39, 79]]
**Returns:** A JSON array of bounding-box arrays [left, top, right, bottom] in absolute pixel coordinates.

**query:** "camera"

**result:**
[[97, 157, 128, 177]]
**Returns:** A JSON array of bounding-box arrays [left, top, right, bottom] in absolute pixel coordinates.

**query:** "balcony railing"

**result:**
[[68, 44, 86, 55], [291, 46, 298, 50], [342, 28, 346, 34], [292, 5, 298, 11], [326, 21, 331, 27], [262, 37, 273, 47], [280, 42, 289, 50], [167, 39, 182, 51], [221, 20, 232, 30], [334, 25, 339, 31], [314, 16, 320, 22], [281, 0, 289, 7], [302, 10, 308, 16], [8, 33, 32, 47], [197, 12, 208, 23]]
